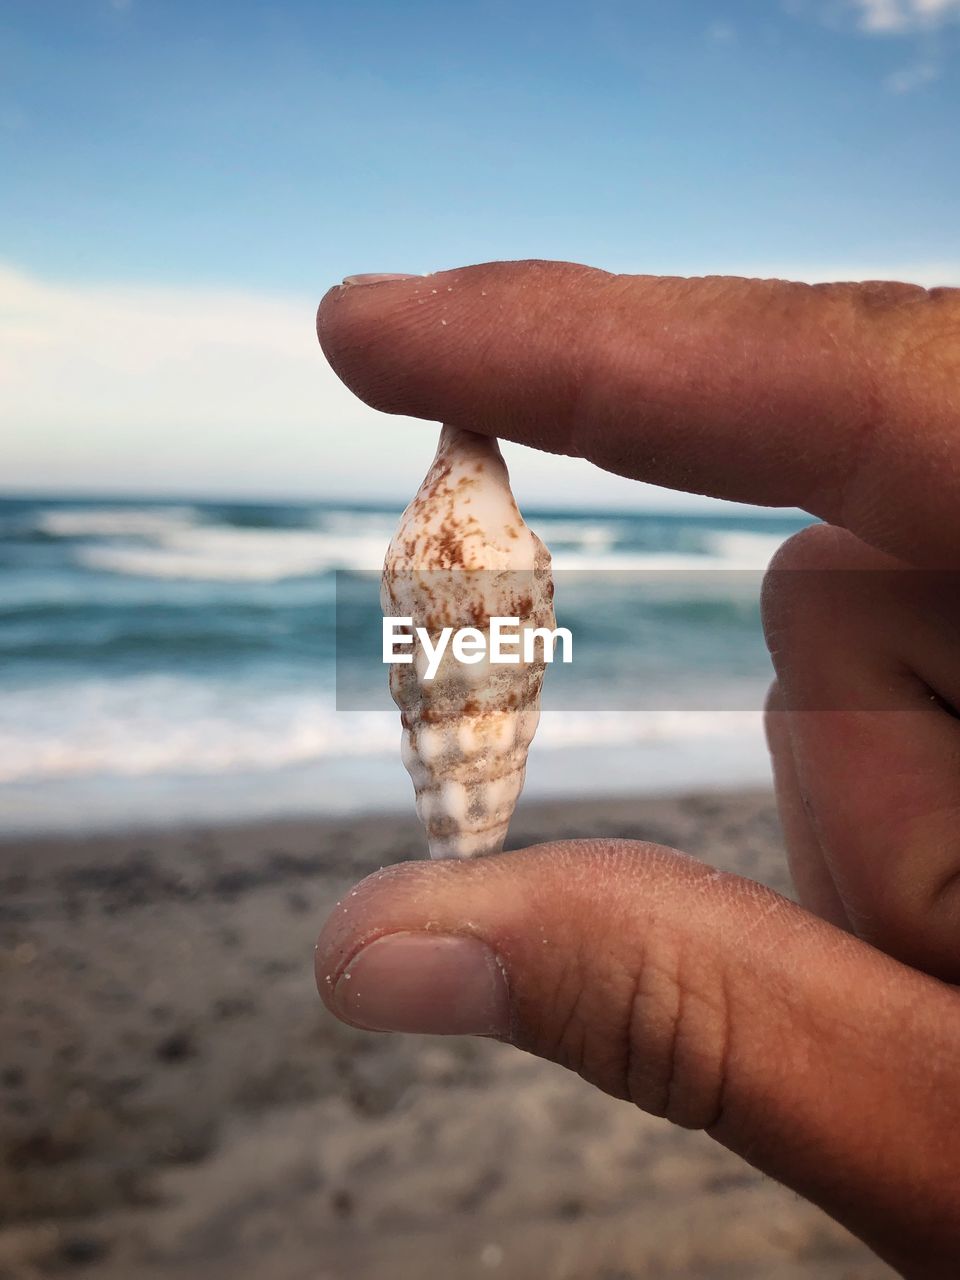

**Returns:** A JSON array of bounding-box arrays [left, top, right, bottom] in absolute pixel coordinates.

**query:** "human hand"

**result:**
[[314, 261, 960, 1277]]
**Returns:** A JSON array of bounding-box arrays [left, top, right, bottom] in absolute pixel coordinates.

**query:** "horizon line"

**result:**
[[0, 486, 810, 521]]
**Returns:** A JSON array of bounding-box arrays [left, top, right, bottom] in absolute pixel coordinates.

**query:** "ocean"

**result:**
[[0, 495, 810, 835]]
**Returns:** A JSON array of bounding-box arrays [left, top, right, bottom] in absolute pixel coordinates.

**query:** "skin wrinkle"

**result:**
[[582, 951, 635, 1089], [729, 886, 797, 944], [885, 798, 960, 954], [710, 968, 733, 1134], [603, 901, 730, 1130], [696, 901, 798, 1141], [931, 845, 960, 927], [544, 953, 591, 1079], [666, 978, 731, 1133], [620, 961, 646, 1112], [565, 895, 641, 1088], [661, 947, 687, 1128], [566, 1006, 591, 1089], [624, 940, 677, 1118]]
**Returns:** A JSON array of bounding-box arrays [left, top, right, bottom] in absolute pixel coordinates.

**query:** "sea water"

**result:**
[[0, 496, 810, 833]]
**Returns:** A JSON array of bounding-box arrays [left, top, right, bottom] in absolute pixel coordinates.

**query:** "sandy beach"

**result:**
[[0, 789, 894, 1280]]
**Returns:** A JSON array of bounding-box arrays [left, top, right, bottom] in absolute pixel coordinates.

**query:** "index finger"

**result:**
[[317, 260, 960, 566]]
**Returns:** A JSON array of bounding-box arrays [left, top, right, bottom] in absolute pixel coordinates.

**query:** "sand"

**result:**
[[0, 790, 894, 1280]]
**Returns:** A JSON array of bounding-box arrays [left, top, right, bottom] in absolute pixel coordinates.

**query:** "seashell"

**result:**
[[381, 425, 555, 859]]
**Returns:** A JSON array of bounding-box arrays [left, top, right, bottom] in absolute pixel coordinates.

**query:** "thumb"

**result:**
[[315, 841, 960, 1275]]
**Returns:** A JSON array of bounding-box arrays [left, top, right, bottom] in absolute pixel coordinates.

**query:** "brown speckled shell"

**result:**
[[381, 426, 555, 859]]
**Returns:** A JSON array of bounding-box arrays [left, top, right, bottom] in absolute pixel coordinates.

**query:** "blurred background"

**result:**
[[1, 2, 957, 1277]]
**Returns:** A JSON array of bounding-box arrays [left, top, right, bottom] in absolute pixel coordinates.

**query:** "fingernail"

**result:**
[[332, 932, 510, 1036], [341, 273, 421, 287]]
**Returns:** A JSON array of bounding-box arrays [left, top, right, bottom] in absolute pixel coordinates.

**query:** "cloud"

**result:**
[[884, 59, 940, 88], [851, 0, 960, 32], [706, 21, 737, 43]]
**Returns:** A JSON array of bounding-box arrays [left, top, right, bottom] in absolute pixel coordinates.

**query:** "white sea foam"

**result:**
[[317, 508, 400, 538], [540, 521, 785, 570], [76, 527, 387, 581], [549, 528, 786, 573], [0, 679, 385, 783], [81, 537, 758, 582], [35, 503, 388, 581], [553, 551, 749, 572], [37, 506, 199, 538], [0, 676, 762, 786], [532, 519, 619, 550], [704, 529, 785, 570], [76, 535, 778, 581], [56, 506, 787, 582]]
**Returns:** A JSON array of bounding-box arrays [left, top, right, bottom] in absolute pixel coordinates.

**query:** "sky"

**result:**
[[2, 0, 959, 509]]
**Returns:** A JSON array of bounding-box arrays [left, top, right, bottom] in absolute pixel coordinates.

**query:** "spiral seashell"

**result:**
[[381, 425, 555, 858]]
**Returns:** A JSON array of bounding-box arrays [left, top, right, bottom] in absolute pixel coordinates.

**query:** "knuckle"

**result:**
[[761, 524, 869, 661], [622, 933, 731, 1131], [767, 522, 840, 572], [862, 837, 960, 984]]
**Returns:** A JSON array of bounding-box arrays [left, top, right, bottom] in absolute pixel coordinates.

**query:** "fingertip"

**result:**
[[316, 279, 362, 350], [313, 259, 610, 429], [314, 858, 462, 999], [315, 271, 446, 417]]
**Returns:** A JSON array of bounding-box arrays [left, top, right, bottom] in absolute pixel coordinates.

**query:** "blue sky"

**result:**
[[2, 0, 959, 506]]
